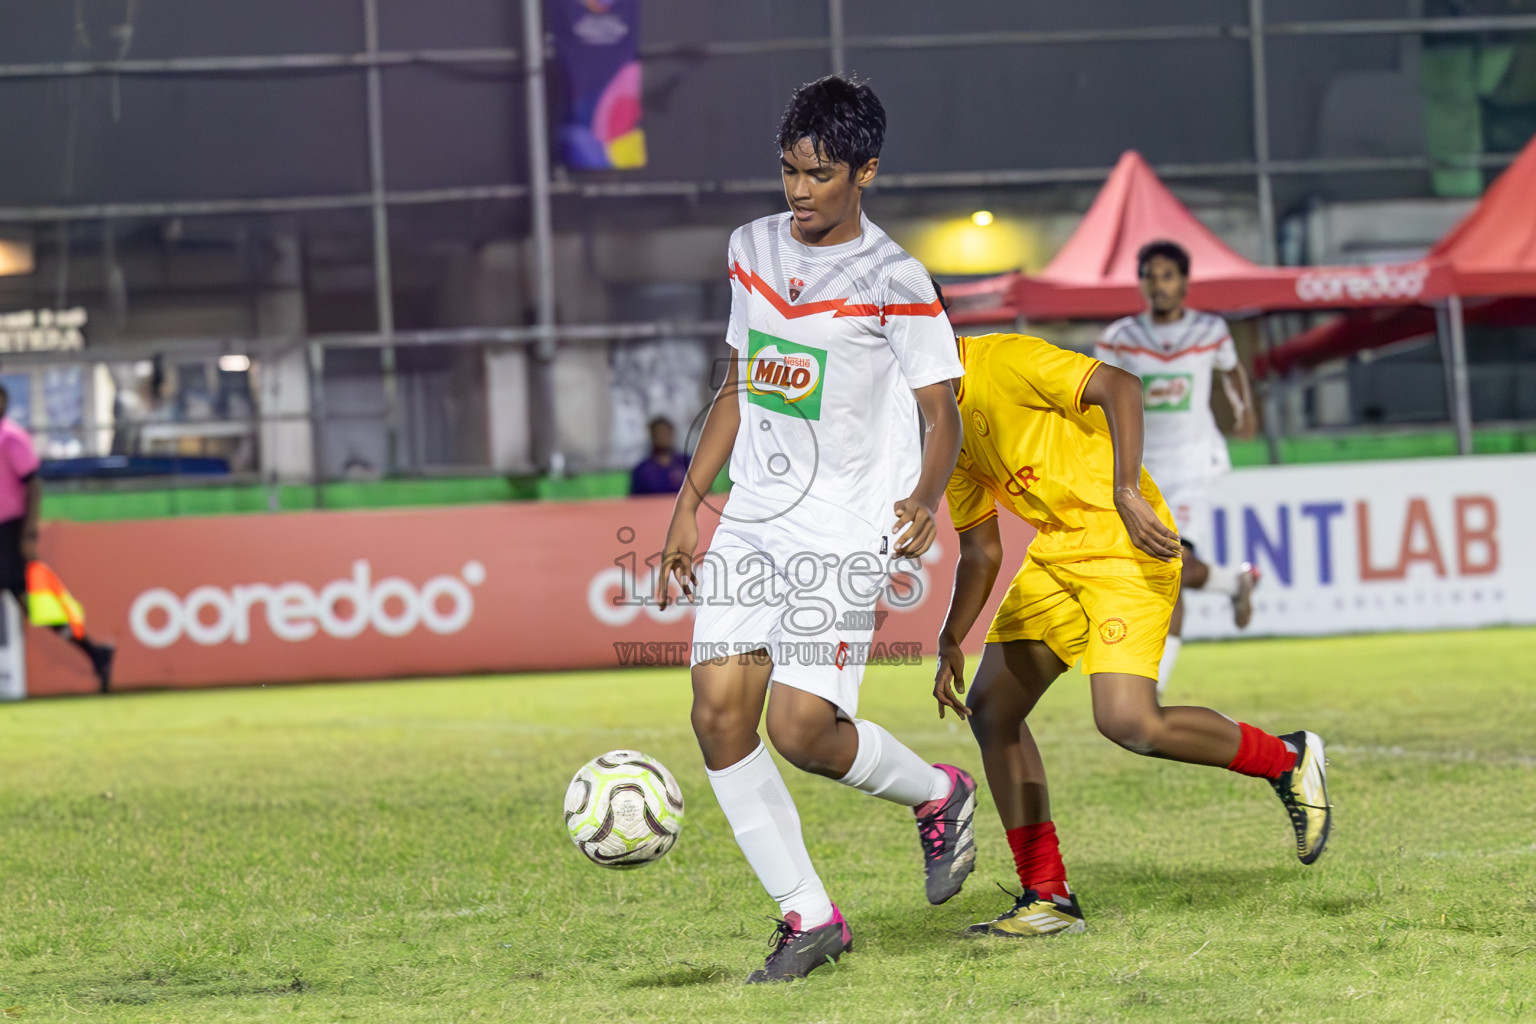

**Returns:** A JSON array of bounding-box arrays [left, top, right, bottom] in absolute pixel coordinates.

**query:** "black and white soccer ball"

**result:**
[[563, 749, 685, 869]]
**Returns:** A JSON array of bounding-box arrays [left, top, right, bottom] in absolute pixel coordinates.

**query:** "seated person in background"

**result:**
[[630, 417, 690, 496]]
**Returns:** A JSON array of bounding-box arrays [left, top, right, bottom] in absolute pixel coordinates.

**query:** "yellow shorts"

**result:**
[[984, 556, 1179, 679]]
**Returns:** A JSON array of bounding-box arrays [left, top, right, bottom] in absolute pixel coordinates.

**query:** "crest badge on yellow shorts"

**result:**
[[1099, 617, 1128, 645]]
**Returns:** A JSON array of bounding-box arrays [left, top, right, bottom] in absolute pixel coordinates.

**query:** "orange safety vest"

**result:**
[[27, 561, 86, 640]]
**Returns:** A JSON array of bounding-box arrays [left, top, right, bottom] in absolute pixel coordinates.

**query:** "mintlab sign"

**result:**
[[0, 307, 87, 353]]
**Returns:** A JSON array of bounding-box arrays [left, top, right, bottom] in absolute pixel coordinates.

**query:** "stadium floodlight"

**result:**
[[0, 237, 32, 276]]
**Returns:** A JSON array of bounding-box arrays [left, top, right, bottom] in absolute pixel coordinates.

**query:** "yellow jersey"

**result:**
[[945, 333, 1175, 564]]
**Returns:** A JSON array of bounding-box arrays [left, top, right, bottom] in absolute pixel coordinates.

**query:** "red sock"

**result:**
[[1227, 722, 1296, 779], [1005, 821, 1069, 900]]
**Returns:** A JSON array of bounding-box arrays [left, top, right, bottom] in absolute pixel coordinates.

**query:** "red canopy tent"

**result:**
[[1430, 131, 1536, 298], [1011, 150, 1308, 319], [946, 150, 1452, 326], [1259, 131, 1536, 378]]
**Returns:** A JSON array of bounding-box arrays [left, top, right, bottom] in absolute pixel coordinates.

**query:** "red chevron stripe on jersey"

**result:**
[[1097, 337, 1231, 363], [881, 299, 946, 319], [731, 262, 944, 323]]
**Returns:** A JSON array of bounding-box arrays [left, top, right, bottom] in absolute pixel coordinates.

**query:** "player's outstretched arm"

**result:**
[[1220, 363, 1258, 440], [1081, 363, 1182, 562], [933, 516, 1002, 719], [656, 355, 743, 609], [893, 381, 962, 558]]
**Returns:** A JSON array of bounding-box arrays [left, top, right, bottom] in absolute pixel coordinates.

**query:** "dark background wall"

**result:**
[[0, 1, 1533, 472], [0, 0, 1464, 209]]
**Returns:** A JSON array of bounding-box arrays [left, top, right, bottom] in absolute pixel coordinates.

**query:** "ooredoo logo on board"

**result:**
[[1294, 263, 1430, 304], [129, 559, 488, 649]]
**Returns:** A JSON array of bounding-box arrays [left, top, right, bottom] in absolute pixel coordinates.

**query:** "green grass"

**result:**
[[2, 630, 1535, 1023]]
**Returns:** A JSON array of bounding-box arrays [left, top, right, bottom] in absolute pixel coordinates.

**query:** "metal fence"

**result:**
[[3, 1, 1535, 478]]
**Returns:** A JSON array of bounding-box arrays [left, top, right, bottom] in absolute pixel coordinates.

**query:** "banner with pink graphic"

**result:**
[[549, 0, 646, 170]]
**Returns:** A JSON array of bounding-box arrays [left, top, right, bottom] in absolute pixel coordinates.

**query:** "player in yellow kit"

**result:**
[[932, 332, 1332, 937]]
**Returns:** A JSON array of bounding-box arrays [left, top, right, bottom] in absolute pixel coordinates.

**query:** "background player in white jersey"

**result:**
[[655, 76, 974, 984], [1095, 240, 1260, 693]]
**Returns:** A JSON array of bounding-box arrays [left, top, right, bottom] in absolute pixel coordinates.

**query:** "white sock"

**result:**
[[837, 719, 950, 806], [707, 743, 834, 928], [1203, 564, 1241, 597], [1157, 636, 1183, 697]]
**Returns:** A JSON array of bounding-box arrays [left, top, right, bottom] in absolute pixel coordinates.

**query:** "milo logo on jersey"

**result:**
[[1142, 373, 1194, 412], [747, 331, 826, 420]]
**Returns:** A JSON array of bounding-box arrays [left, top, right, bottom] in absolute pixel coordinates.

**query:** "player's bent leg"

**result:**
[[763, 683, 860, 779], [705, 742, 837, 945], [1067, 558, 1233, 764], [1172, 515, 1261, 628], [965, 640, 1084, 934], [767, 680, 976, 904], [1091, 674, 1333, 863], [1179, 543, 1210, 590], [1232, 563, 1259, 629], [1090, 672, 1241, 765], [694, 655, 839, 961], [690, 654, 773, 771], [1186, 551, 1261, 630], [966, 640, 1065, 829]]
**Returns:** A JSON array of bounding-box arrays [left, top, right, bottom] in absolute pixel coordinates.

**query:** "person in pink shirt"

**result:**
[[0, 383, 114, 691], [0, 386, 42, 599]]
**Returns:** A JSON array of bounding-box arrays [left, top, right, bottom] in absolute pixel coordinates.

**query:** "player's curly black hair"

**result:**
[[776, 75, 886, 175], [1137, 239, 1191, 278]]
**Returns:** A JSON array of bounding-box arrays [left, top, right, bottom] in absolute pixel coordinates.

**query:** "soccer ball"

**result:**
[[564, 749, 685, 868]]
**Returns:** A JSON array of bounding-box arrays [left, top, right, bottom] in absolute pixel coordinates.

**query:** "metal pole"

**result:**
[[1435, 301, 1455, 422], [6, 15, 1536, 81], [1262, 14, 1536, 36], [1259, 314, 1284, 464], [524, 0, 560, 472], [0, 48, 523, 79], [1248, 0, 1277, 266], [828, 0, 846, 75], [0, 320, 736, 368], [363, 0, 400, 475], [307, 340, 328, 507], [0, 152, 1522, 224], [1446, 294, 1473, 455]]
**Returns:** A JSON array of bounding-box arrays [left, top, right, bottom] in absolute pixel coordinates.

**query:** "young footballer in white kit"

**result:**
[[655, 76, 975, 983], [1096, 240, 1261, 692]]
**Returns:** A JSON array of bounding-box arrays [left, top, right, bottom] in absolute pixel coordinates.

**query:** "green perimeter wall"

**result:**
[[41, 426, 1536, 523], [1225, 426, 1536, 466]]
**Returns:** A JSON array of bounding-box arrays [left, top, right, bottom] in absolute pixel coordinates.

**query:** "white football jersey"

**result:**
[[721, 212, 963, 536], [1095, 310, 1238, 481]]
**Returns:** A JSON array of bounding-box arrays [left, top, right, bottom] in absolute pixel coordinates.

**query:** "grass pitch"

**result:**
[[2, 630, 1535, 1023]]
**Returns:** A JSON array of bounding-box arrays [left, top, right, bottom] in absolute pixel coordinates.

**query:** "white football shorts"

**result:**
[[690, 517, 894, 718]]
